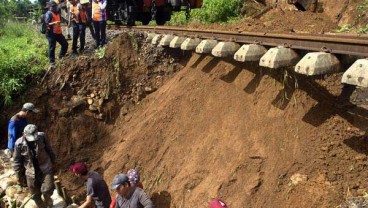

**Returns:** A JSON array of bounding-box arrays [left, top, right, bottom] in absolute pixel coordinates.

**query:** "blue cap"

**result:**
[[48, 1, 57, 7], [111, 174, 129, 190]]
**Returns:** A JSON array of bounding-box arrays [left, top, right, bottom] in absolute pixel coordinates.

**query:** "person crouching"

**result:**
[[70, 162, 112, 208]]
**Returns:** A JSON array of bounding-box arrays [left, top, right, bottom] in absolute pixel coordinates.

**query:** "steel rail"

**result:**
[[114, 25, 368, 57]]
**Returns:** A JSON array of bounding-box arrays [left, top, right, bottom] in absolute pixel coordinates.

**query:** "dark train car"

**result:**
[[107, 0, 202, 26]]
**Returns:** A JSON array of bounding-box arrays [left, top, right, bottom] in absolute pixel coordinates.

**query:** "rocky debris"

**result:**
[[289, 173, 308, 186], [0, 150, 78, 208], [82, 30, 123, 54], [336, 194, 368, 208], [0, 150, 36, 207], [49, 32, 187, 122]]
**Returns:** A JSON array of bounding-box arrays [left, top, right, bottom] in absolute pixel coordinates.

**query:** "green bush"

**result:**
[[167, 11, 189, 26], [0, 22, 48, 105], [194, 0, 243, 23], [167, 0, 243, 25]]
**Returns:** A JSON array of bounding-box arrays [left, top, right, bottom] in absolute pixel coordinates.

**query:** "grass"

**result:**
[[195, 0, 243, 23], [0, 22, 48, 105], [356, 0, 368, 23], [167, 0, 244, 25], [335, 24, 351, 33], [167, 11, 189, 26], [95, 46, 106, 59], [358, 25, 368, 34]]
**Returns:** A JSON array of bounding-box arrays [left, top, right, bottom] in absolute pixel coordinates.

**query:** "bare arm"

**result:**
[[79, 195, 93, 208]]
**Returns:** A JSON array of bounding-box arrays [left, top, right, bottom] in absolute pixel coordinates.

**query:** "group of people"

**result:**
[[6, 103, 228, 208], [6, 103, 154, 208], [43, 0, 107, 64]]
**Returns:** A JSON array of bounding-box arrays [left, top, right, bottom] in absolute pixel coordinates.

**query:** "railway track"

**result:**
[[112, 25, 368, 87], [115, 25, 368, 57]]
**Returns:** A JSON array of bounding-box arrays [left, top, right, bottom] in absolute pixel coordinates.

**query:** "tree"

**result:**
[[0, 0, 38, 19]]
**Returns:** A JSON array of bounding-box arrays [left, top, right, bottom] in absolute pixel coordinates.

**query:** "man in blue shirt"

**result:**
[[7, 103, 39, 155]]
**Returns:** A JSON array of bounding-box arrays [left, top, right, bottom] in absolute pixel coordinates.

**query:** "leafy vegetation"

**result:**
[[166, 11, 189, 26], [95, 46, 106, 59], [167, 0, 243, 25], [358, 26, 368, 34], [0, 0, 35, 19], [355, 0, 368, 23], [194, 0, 242, 23], [335, 24, 351, 33], [0, 22, 48, 105]]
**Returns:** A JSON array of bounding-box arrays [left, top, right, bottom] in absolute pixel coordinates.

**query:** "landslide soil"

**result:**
[[188, 0, 367, 34], [1, 33, 368, 207]]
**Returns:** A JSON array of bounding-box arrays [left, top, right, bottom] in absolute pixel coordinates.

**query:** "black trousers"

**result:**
[[27, 173, 54, 208], [46, 33, 68, 63], [86, 20, 96, 40], [93, 20, 106, 47], [72, 21, 86, 53]]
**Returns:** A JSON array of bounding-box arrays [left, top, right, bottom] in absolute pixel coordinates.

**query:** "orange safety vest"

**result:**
[[92, 1, 106, 21], [71, 4, 87, 23], [51, 12, 62, 34]]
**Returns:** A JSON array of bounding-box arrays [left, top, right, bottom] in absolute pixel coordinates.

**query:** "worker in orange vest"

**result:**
[[70, 0, 88, 55], [91, 0, 107, 48], [80, 0, 96, 41], [44, 0, 68, 64]]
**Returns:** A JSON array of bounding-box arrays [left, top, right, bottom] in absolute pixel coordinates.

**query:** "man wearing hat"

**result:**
[[45, 0, 68, 64], [13, 124, 56, 208], [7, 103, 39, 156], [70, 162, 111, 208], [111, 173, 153, 208]]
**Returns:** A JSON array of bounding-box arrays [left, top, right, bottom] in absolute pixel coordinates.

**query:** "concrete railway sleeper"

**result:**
[[114, 25, 368, 88]]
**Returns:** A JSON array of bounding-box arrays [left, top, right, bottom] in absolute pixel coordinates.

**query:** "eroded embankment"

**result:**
[[1, 33, 368, 207], [0, 32, 191, 204], [87, 53, 368, 207]]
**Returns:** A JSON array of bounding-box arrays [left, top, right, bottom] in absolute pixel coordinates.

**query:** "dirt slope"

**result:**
[[63, 49, 367, 206], [2, 34, 368, 207], [189, 0, 366, 33]]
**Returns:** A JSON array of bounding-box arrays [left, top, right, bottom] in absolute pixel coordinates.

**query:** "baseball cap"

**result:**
[[23, 124, 38, 142], [111, 174, 129, 190], [209, 199, 228, 208], [70, 162, 88, 175], [48, 1, 58, 7], [22, 103, 39, 113]]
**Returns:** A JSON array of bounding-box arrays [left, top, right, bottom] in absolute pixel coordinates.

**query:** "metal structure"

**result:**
[[116, 26, 368, 57]]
